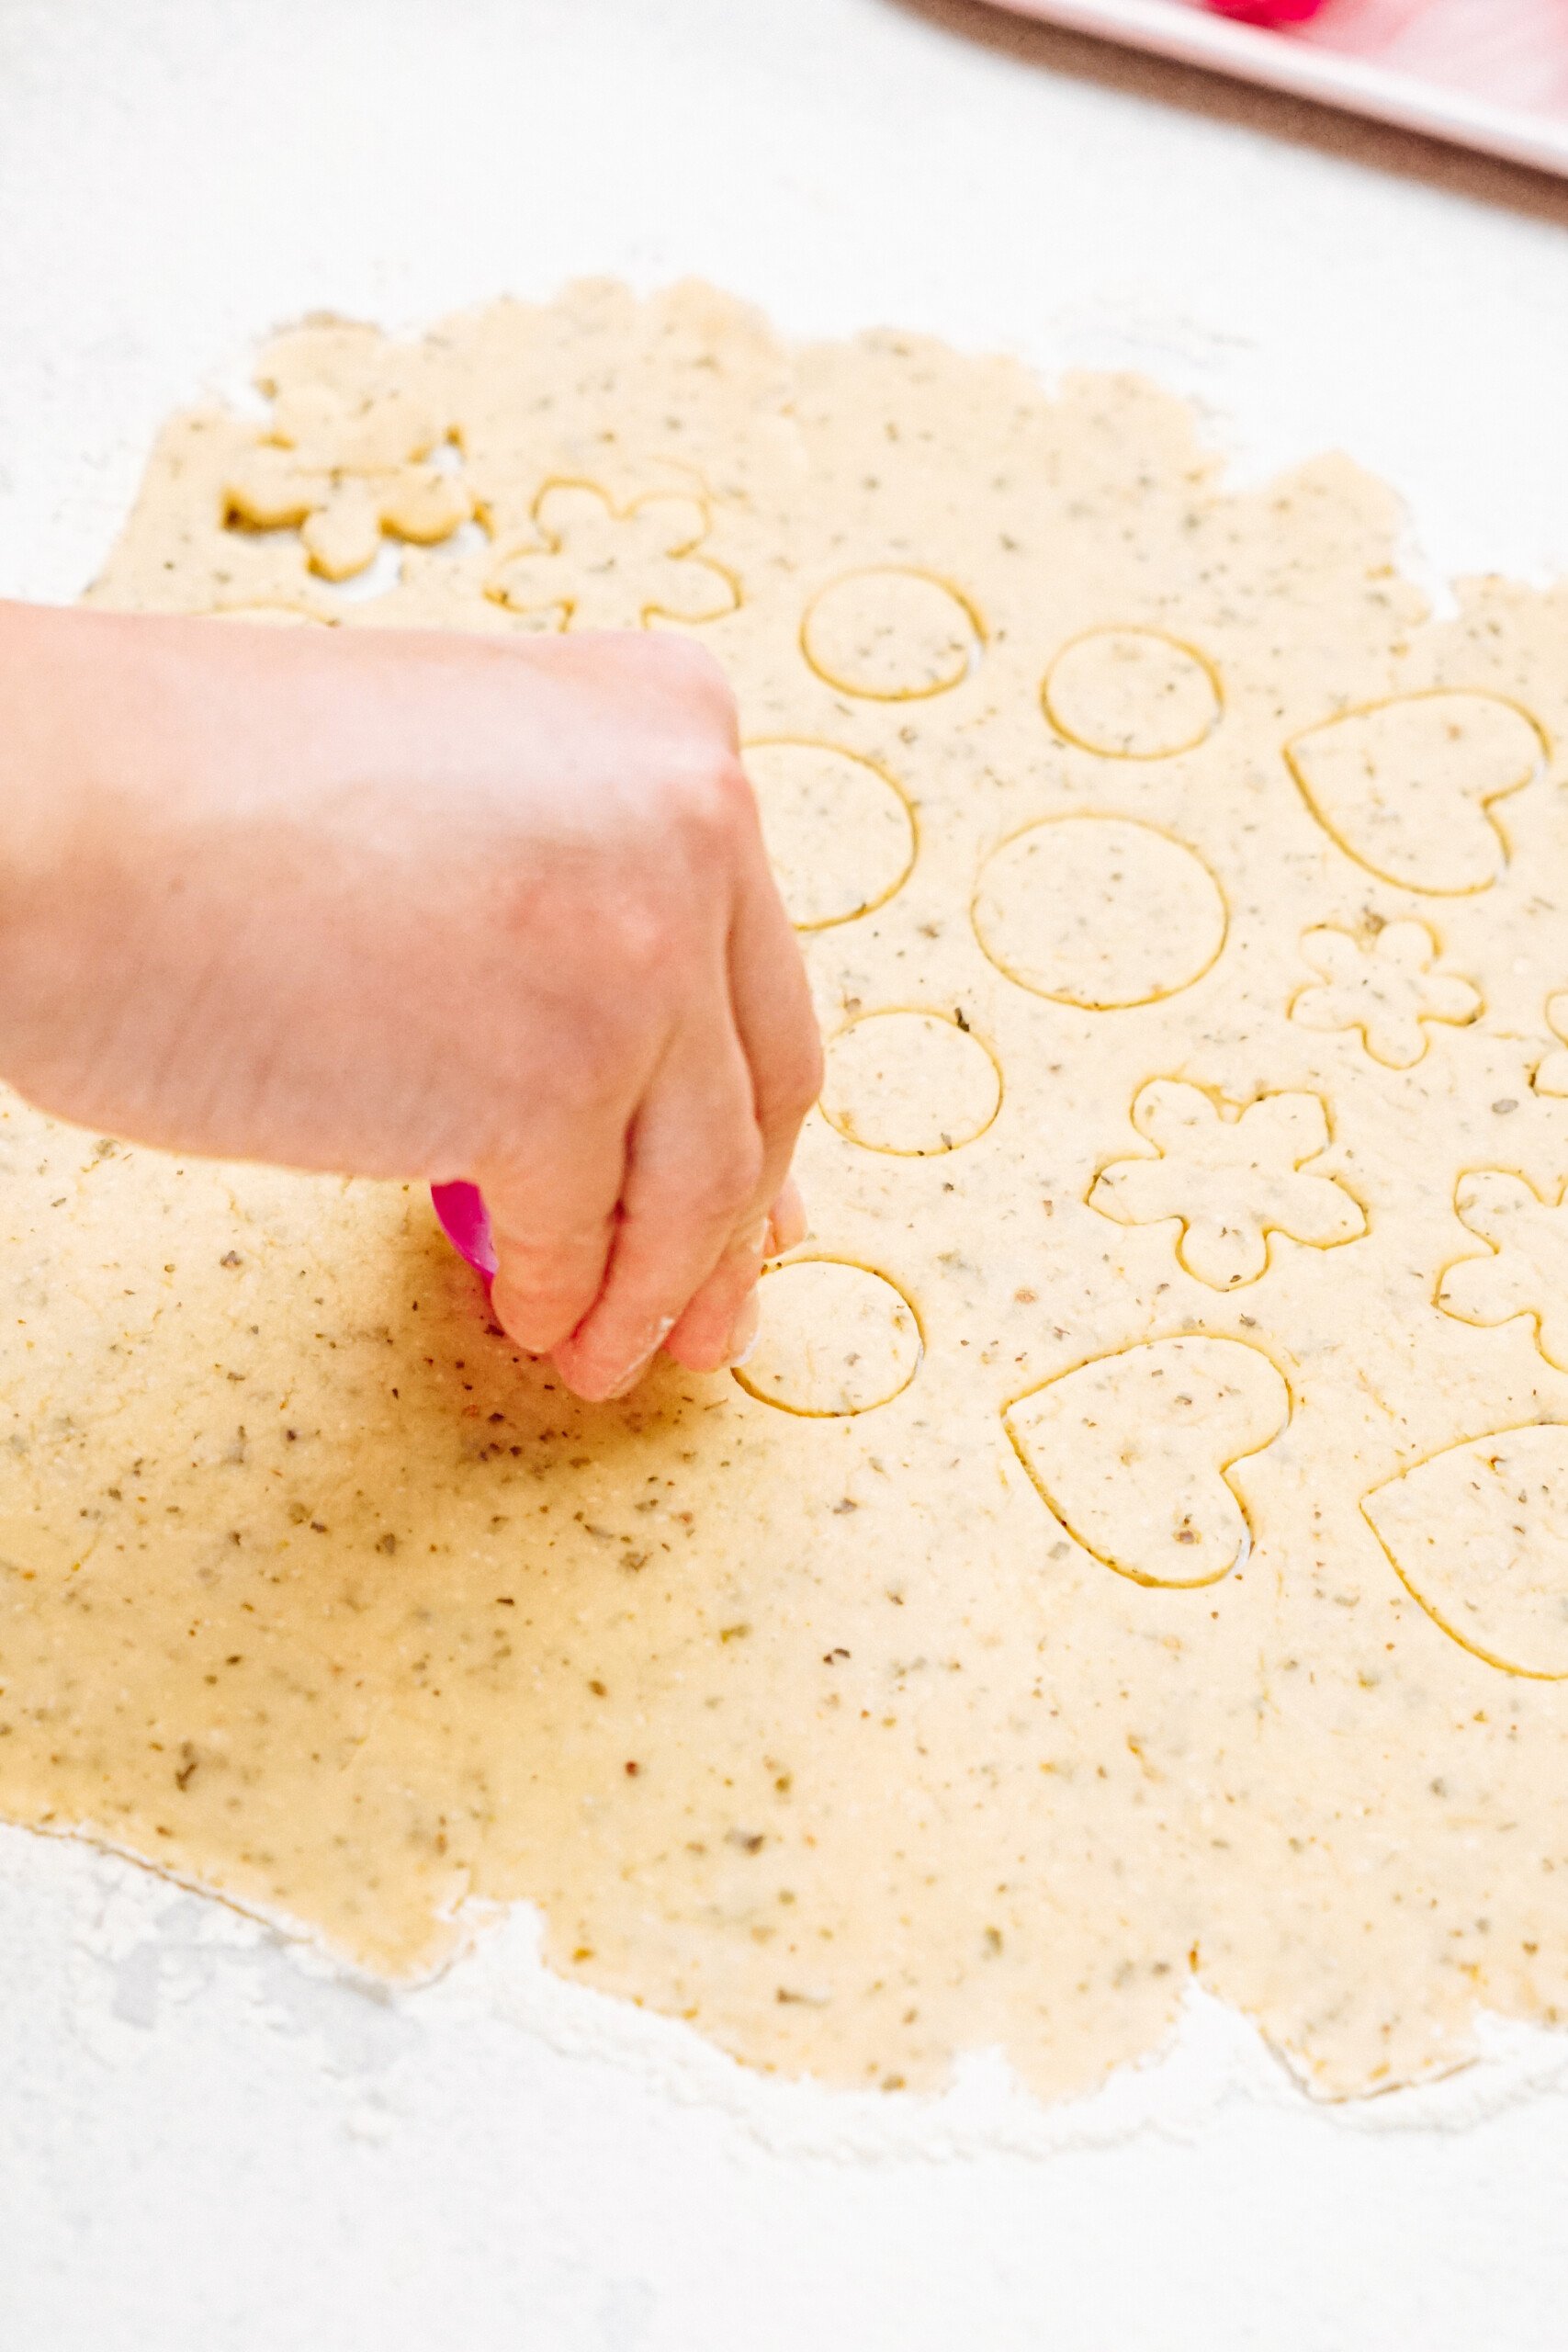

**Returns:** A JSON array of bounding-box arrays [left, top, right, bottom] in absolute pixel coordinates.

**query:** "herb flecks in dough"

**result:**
[[39, 279, 1568, 2106], [743, 741, 915, 933], [222, 322, 473, 582], [489, 481, 737, 632], [1005, 1337, 1290, 1589], [1285, 691, 1543, 896], [1042, 627, 1221, 760], [737, 1260, 922, 1416], [818, 1012, 999, 1158], [1291, 921, 1482, 1069], [1365, 1428, 1568, 1679], [1532, 992, 1568, 1098], [800, 569, 983, 701], [1438, 1170, 1568, 1370], [972, 818, 1226, 1010], [1089, 1081, 1365, 1290]]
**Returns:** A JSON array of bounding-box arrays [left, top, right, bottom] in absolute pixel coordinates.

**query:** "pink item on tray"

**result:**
[[1269, 0, 1568, 113], [1209, 1, 1326, 23], [989, 0, 1568, 175], [432, 1181, 498, 1280]]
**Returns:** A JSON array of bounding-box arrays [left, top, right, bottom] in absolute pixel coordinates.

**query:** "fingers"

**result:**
[[478, 1103, 632, 1359], [663, 831, 822, 1374], [768, 1175, 807, 1255], [660, 1169, 807, 1379], [725, 1283, 761, 1367], [550, 1017, 764, 1402], [728, 822, 824, 1211], [486, 747, 816, 1403]]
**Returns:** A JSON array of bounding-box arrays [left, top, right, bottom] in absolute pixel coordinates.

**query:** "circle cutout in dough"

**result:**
[[1043, 628, 1221, 759], [800, 569, 983, 701], [819, 1011, 1000, 1155], [744, 740, 916, 930], [973, 815, 1226, 1009], [736, 1260, 922, 1416]]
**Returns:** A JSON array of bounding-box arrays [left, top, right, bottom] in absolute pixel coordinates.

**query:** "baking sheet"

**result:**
[[991, 0, 1568, 175]]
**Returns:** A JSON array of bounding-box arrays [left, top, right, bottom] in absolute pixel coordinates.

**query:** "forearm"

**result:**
[[0, 604, 295, 1116], [0, 599, 105, 882], [0, 600, 137, 1102]]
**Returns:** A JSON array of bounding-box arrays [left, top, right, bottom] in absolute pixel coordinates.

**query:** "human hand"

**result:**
[[0, 603, 820, 1399]]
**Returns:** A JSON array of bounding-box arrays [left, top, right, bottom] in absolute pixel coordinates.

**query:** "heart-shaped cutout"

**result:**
[[1285, 691, 1544, 895], [1003, 1336, 1291, 1589], [1363, 1425, 1568, 1679]]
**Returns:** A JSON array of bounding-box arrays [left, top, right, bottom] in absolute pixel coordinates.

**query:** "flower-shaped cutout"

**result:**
[[1437, 1170, 1568, 1370], [1290, 920, 1482, 1069], [488, 481, 739, 632], [1089, 1080, 1366, 1288], [222, 378, 474, 583], [1533, 995, 1568, 1097]]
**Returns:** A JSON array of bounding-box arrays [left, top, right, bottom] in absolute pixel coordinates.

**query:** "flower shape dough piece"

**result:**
[[266, 379, 443, 474], [1534, 994, 1568, 1098], [1437, 1170, 1568, 1370], [488, 483, 739, 632], [1089, 1079, 1366, 1289], [222, 379, 474, 583], [1290, 920, 1482, 1069]]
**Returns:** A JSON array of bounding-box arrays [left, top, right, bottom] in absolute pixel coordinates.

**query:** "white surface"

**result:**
[[3, 3, 1568, 2345], [999, 0, 1568, 178]]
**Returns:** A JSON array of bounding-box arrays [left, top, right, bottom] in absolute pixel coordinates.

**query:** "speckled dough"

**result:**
[[5, 281, 1568, 2104]]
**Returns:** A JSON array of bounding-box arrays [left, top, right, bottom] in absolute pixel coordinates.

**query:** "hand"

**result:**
[[0, 603, 820, 1399]]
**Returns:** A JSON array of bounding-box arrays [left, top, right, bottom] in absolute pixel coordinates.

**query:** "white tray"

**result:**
[[991, 0, 1568, 176]]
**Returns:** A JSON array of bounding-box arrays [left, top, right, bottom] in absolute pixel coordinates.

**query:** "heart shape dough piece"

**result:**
[[1362, 1425, 1568, 1679], [1285, 691, 1543, 895], [1003, 1336, 1291, 1589]]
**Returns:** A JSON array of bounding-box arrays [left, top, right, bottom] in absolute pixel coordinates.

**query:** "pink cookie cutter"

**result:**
[[1207, 0, 1325, 22], [432, 1181, 498, 1281]]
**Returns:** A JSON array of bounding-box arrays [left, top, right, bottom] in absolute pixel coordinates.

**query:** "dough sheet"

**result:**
[[3, 280, 1567, 2099]]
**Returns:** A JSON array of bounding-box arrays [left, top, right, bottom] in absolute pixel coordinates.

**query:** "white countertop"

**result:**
[[3, 4, 1568, 2344]]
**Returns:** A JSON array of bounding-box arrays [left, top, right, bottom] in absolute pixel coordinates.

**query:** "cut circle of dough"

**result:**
[[973, 816, 1226, 1007], [800, 569, 983, 700], [1363, 1427, 1568, 1679], [1043, 628, 1221, 758], [744, 740, 916, 930], [735, 1260, 922, 1415], [818, 1011, 1000, 1155]]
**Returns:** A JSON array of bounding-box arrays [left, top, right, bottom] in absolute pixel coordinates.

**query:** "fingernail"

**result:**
[[767, 1179, 807, 1257], [601, 1317, 677, 1401], [725, 1288, 761, 1368]]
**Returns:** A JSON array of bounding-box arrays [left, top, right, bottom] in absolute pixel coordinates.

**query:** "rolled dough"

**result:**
[[5, 280, 1568, 2103]]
